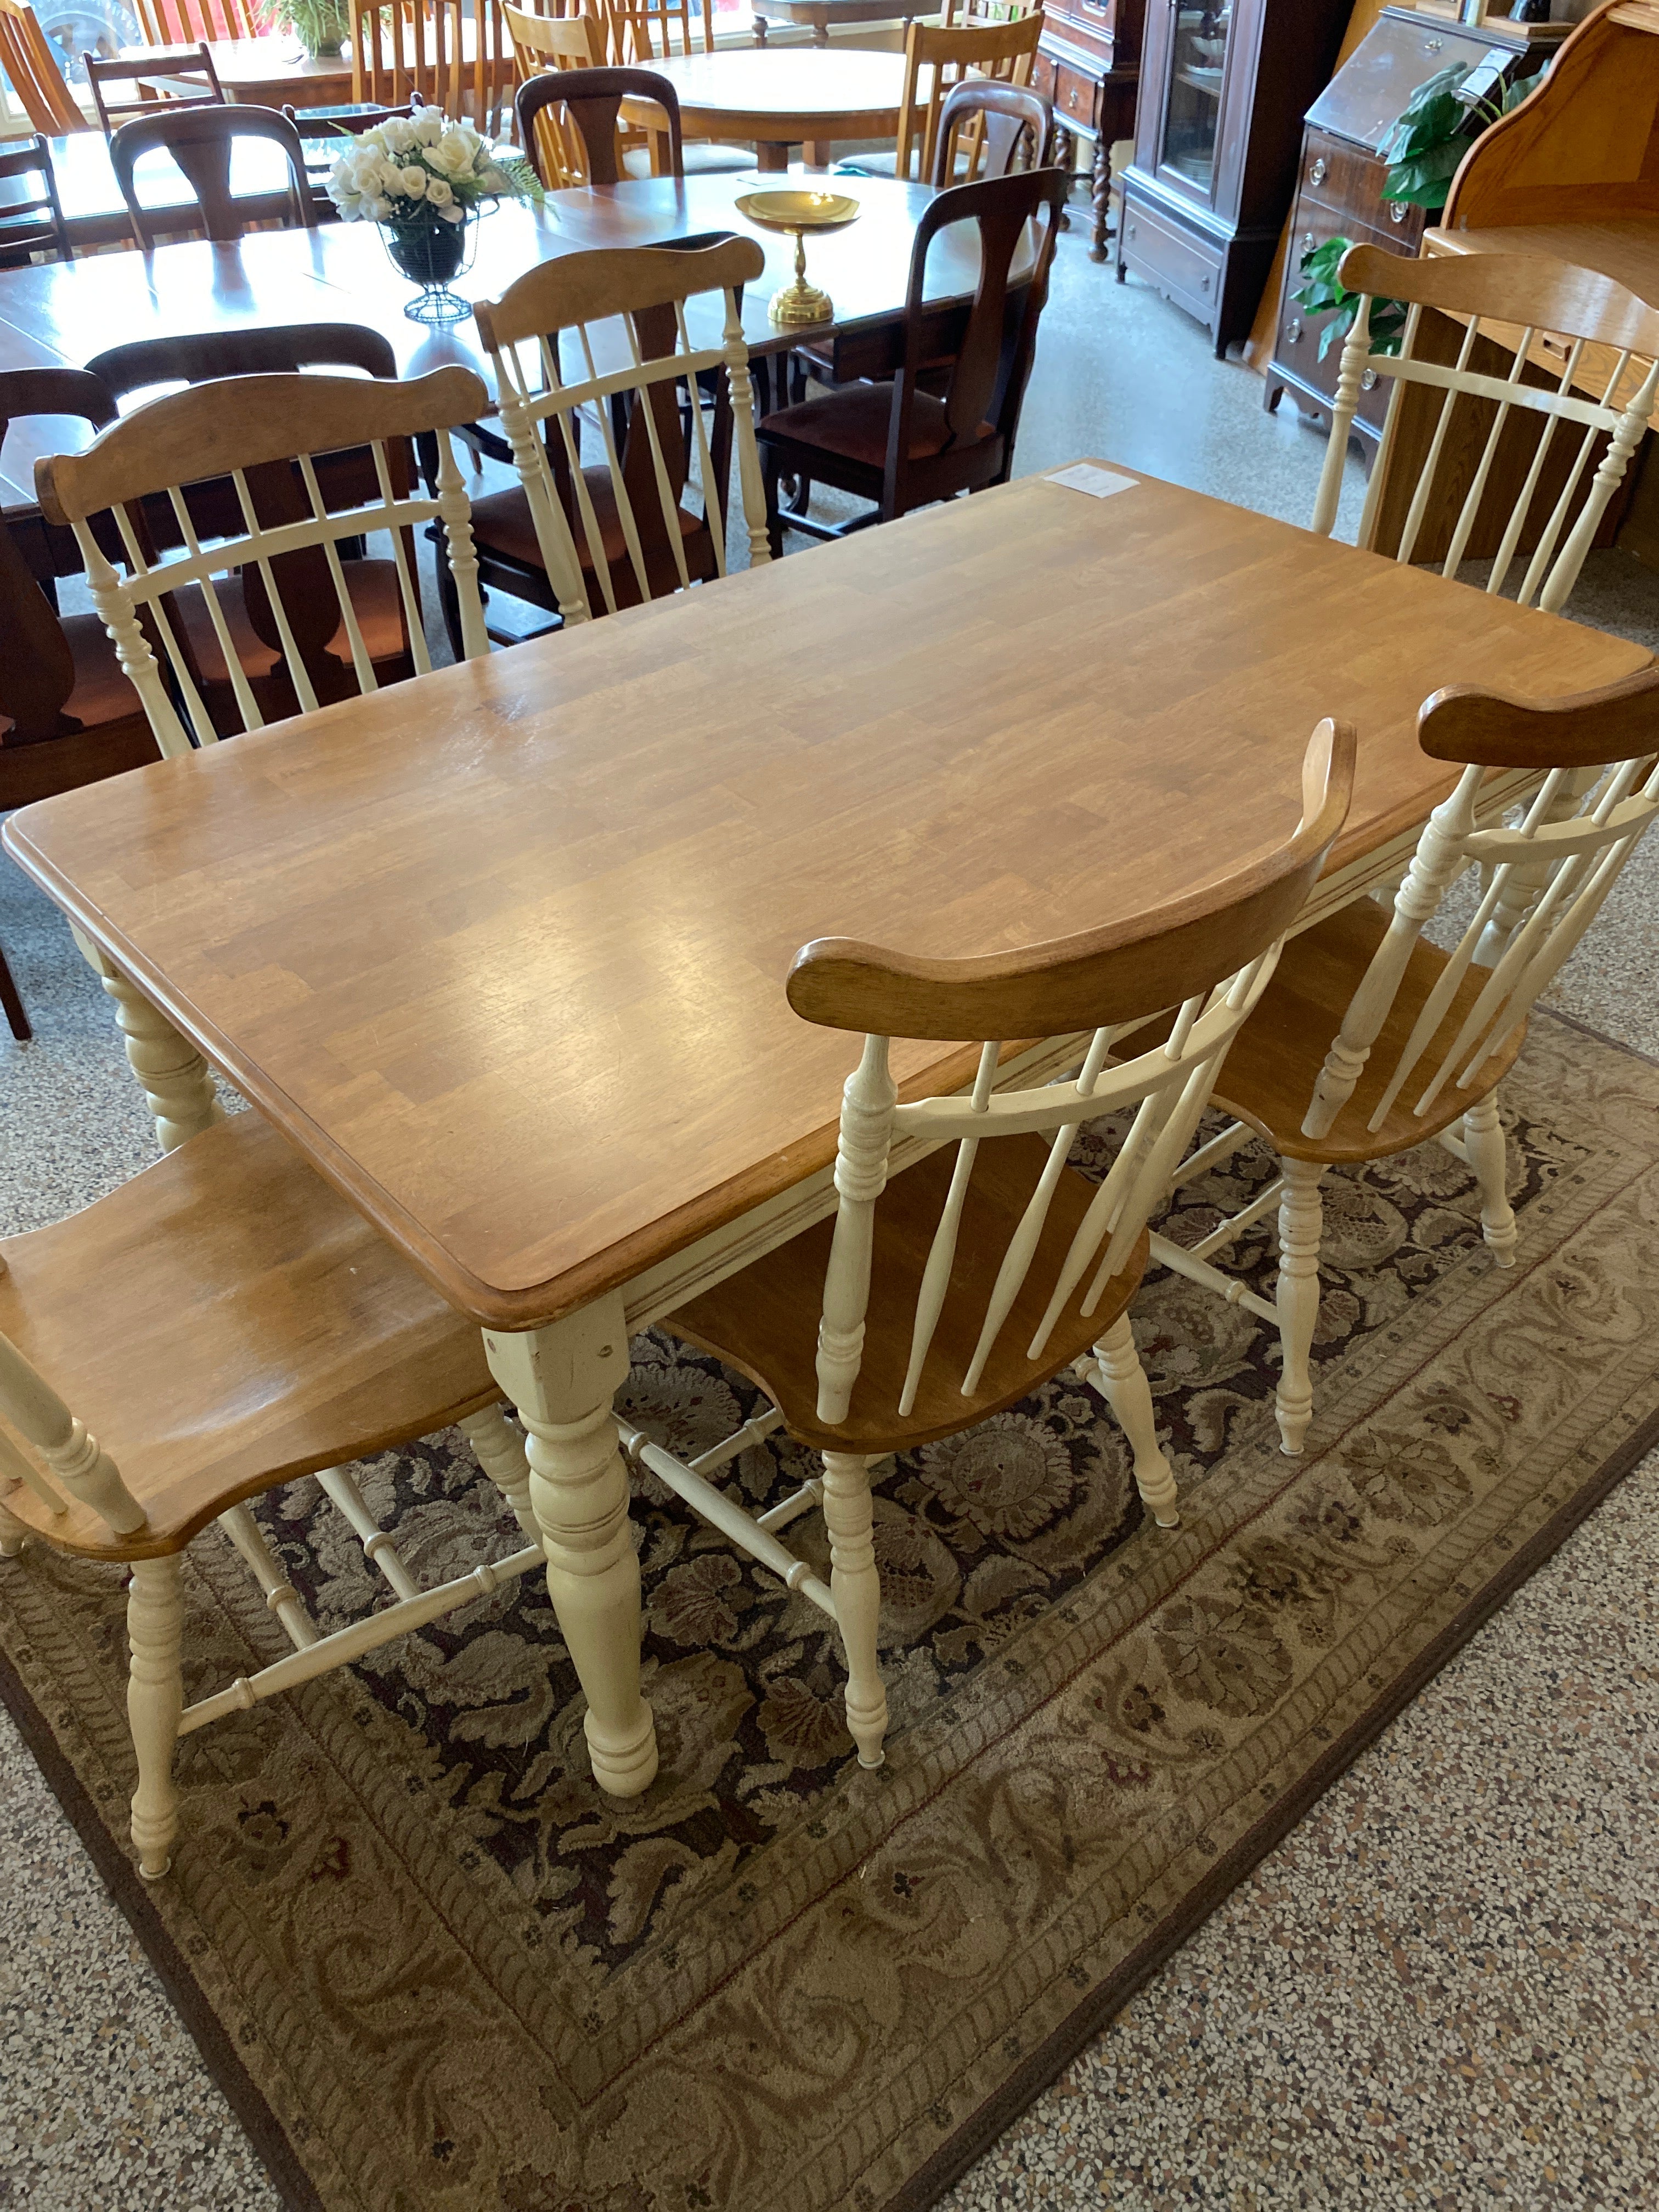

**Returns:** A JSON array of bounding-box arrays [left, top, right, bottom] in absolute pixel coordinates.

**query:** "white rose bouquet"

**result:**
[[326, 109, 539, 235]]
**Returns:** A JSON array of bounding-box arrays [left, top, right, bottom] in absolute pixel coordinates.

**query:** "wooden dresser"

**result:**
[[1264, 5, 1565, 447], [1029, 0, 1147, 262]]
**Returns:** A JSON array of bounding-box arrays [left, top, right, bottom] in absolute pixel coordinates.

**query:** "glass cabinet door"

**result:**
[[1159, 1, 1232, 199]]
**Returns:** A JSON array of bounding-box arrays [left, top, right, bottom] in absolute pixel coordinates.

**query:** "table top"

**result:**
[[0, 168, 980, 509], [6, 467, 1645, 1333], [121, 33, 355, 98], [752, 0, 938, 20], [622, 47, 914, 138]]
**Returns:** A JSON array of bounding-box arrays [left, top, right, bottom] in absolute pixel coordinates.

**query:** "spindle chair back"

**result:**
[[348, 0, 464, 116], [0, 1107, 543, 1882], [504, 8, 610, 185], [642, 721, 1355, 1768], [84, 42, 224, 135], [1147, 665, 1659, 1459], [470, 229, 768, 624], [0, 134, 72, 266], [34, 365, 491, 755], [1313, 246, 1659, 617], [0, 0, 86, 135], [514, 60, 679, 187], [929, 76, 1054, 187], [893, 11, 1043, 184], [598, 0, 713, 65], [134, 0, 262, 41], [109, 101, 317, 247]]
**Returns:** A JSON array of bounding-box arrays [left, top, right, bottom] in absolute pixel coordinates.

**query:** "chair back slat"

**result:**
[[135, 0, 261, 40], [109, 102, 317, 249], [598, 0, 713, 65], [797, 721, 1356, 1427], [894, 12, 1043, 185], [930, 76, 1054, 188], [0, 0, 86, 135], [349, 0, 464, 112], [472, 231, 769, 624], [504, 5, 606, 183], [0, 135, 73, 266], [1302, 670, 1659, 1145], [1313, 248, 1659, 617], [35, 366, 492, 754], [85, 42, 224, 135]]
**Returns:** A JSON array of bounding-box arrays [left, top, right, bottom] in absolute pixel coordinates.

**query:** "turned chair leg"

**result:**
[[127, 1555, 185, 1880], [1461, 1093, 1517, 1268], [1274, 1158, 1328, 1457], [458, 1403, 539, 1541], [0, 943, 30, 1043], [1089, 1313, 1180, 1528], [821, 1451, 888, 1769], [760, 445, 787, 562]]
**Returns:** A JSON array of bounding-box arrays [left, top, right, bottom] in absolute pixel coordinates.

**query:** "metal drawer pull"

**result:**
[[1302, 231, 1315, 252], [1423, 35, 1443, 49], [1310, 156, 1327, 185], [1286, 316, 1302, 343], [1389, 201, 1408, 223]]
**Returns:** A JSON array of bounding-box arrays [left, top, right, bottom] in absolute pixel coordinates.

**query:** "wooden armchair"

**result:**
[[625, 723, 1353, 1768], [468, 229, 769, 639], [109, 102, 318, 248], [34, 364, 491, 753], [0, 1109, 540, 1880], [1314, 246, 1659, 618], [0, 0, 87, 136], [1144, 668, 1659, 1458], [758, 164, 1067, 544]]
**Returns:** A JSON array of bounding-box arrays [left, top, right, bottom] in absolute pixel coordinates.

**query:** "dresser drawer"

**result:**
[[1298, 132, 1426, 247], [1276, 194, 1404, 428], [1120, 194, 1222, 325], [1053, 63, 1102, 132]]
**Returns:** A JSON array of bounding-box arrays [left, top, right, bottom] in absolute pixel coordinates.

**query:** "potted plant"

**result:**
[[261, 0, 351, 62]]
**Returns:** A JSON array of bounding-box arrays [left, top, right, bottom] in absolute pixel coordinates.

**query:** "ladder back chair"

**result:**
[[134, 0, 262, 39], [85, 42, 224, 135], [349, 0, 465, 117], [507, 19, 625, 188], [1314, 246, 1659, 618], [34, 365, 492, 755], [0, 0, 87, 135], [1146, 666, 1659, 1459], [930, 76, 1055, 187], [889, 13, 1045, 183], [631, 723, 1355, 1769], [109, 102, 318, 248], [469, 229, 769, 635], [758, 163, 1067, 543], [0, 134, 72, 267], [0, 1109, 543, 1880]]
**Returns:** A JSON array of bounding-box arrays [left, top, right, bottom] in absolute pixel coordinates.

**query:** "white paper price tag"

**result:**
[[1043, 462, 1139, 500]]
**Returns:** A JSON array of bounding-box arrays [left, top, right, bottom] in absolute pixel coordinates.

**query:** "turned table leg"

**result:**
[[73, 928, 224, 1153], [485, 1292, 657, 1798], [1090, 133, 1111, 264]]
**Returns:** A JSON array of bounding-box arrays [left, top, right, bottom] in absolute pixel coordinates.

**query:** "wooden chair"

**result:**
[[469, 232, 769, 635], [0, 0, 86, 136], [0, 1109, 543, 1879], [514, 59, 680, 189], [594, 0, 749, 174], [109, 103, 318, 249], [0, 134, 72, 268], [758, 164, 1067, 544], [504, 6, 608, 188], [840, 12, 1045, 184], [34, 365, 492, 755], [624, 723, 1354, 1768], [1144, 668, 1659, 1459], [283, 94, 428, 183], [1314, 246, 1659, 619], [134, 0, 262, 39], [930, 75, 1054, 187], [84, 42, 225, 136], [348, 0, 464, 118]]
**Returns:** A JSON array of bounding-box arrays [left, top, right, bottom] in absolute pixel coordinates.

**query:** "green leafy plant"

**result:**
[[1380, 61, 1540, 213], [1292, 236, 1407, 360], [259, 0, 351, 61]]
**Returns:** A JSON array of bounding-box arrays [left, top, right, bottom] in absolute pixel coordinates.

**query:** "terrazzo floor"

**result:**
[[2, 222, 1657, 2210]]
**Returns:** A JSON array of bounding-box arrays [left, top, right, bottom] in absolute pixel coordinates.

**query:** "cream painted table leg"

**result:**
[[71, 928, 224, 1154], [485, 1291, 657, 1797]]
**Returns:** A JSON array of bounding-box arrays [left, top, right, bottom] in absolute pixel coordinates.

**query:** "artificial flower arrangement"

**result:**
[[326, 109, 536, 234]]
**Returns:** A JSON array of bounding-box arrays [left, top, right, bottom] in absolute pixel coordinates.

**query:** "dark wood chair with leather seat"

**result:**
[[515, 64, 682, 189], [108, 101, 316, 250]]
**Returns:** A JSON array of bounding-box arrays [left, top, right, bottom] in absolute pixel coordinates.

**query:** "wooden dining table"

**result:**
[[3, 465, 1646, 1797], [619, 47, 920, 170]]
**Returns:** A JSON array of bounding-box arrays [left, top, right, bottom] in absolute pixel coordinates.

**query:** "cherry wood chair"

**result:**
[[348, 0, 465, 117], [930, 75, 1054, 187], [758, 163, 1067, 545], [84, 42, 225, 136], [623, 724, 1355, 1768], [0, 1109, 541, 1879], [0, 134, 72, 268], [514, 61, 681, 189], [109, 102, 318, 249], [469, 229, 769, 637], [1314, 246, 1659, 619], [134, 0, 262, 39], [0, 0, 87, 136], [35, 365, 492, 753], [1146, 667, 1659, 1459]]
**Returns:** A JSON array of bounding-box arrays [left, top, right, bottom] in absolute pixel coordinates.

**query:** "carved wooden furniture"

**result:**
[[85, 42, 225, 136], [109, 101, 316, 247], [34, 365, 490, 752], [617, 48, 919, 172], [645, 723, 1353, 1765], [469, 231, 768, 634], [757, 164, 1066, 541], [5, 466, 1644, 1795], [1144, 664, 1659, 1458], [515, 60, 682, 190], [0, 1109, 540, 1880], [1311, 246, 1659, 617], [1117, 0, 1347, 356], [1264, 4, 1563, 447], [1028, 0, 1143, 263], [0, 135, 72, 268], [0, 0, 88, 136]]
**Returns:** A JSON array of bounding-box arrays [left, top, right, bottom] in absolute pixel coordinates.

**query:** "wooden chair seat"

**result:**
[[760, 383, 994, 472], [668, 1134, 1148, 1455], [171, 560, 414, 708], [470, 467, 717, 601], [1, 611, 142, 746], [0, 1111, 497, 1561]]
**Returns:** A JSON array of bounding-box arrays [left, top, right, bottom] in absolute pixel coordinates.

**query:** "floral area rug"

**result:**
[[2, 1009, 1657, 2212]]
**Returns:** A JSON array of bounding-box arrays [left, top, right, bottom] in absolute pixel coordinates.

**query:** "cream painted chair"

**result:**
[[620, 723, 1355, 1768], [1312, 246, 1659, 617], [1146, 667, 1659, 1456]]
